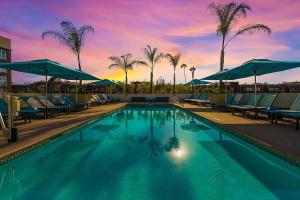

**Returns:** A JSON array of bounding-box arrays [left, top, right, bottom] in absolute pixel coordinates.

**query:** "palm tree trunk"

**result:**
[[125, 71, 128, 94], [184, 68, 186, 83], [173, 68, 176, 94], [220, 35, 226, 89], [220, 35, 225, 71], [192, 71, 194, 80], [149, 69, 153, 93], [77, 53, 83, 92]]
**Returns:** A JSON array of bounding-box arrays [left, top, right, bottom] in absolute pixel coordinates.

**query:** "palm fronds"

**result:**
[[207, 2, 271, 71]]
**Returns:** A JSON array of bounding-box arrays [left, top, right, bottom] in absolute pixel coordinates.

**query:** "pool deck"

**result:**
[[175, 103, 300, 163], [0, 103, 126, 162]]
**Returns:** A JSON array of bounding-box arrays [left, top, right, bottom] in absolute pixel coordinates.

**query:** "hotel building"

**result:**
[[0, 35, 12, 91]]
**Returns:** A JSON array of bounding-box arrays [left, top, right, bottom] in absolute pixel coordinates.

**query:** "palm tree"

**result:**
[[142, 45, 164, 93], [42, 21, 94, 90], [108, 54, 146, 93], [208, 2, 271, 71], [181, 64, 188, 83], [189, 66, 196, 80], [165, 53, 181, 94]]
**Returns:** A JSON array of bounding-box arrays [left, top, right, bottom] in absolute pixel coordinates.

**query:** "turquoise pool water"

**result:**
[[1, 104, 300, 199]]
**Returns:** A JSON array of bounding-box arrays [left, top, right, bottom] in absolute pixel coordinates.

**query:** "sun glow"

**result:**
[[173, 149, 186, 159], [171, 145, 188, 162]]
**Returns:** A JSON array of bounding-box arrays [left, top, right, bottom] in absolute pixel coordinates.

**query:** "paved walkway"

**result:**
[[175, 103, 300, 162], [0, 103, 126, 162]]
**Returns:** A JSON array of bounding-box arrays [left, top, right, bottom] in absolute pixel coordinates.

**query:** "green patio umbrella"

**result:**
[[0, 59, 99, 118], [202, 69, 236, 80], [92, 79, 118, 86], [186, 79, 210, 85], [91, 79, 119, 94], [227, 59, 300, 105], [203, 59, 300, 105]]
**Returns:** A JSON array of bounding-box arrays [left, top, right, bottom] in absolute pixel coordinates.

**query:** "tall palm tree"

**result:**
[[165, 53, 181, 94], [189, 66, 196, 80], [208, 2, 271, 71], [181, 64, 188, 83], [42, 21, 94, 90], [108, 54, 146, 93], [142, 45, 164, 93]]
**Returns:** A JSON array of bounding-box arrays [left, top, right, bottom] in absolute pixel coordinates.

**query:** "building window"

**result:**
[[0, 49, 6, 60]]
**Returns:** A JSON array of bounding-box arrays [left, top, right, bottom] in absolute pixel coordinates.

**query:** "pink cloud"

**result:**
[[1, 0, 300, 84]]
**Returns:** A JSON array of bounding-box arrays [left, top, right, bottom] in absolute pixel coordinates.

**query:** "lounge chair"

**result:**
[[224, 93, 243, 108], [0, 98, 38, 123], [49, 95, 87, 111], [265, 93, 298, 123], [20, 96, 64, 118], [192, 93, 211, 105], [36, 96, 71, 113], [60, 95, 88, 110], [237, 93, 277, 118], [185, 93, 205, 103], [213, 93, 242, 111], [184, 94, 198, 103], [0, 99, 8, 119], [229, 93, 263, 117], [87, 95, 100, 105], [270, 95, 300, 130], [96, 94, 112, 104]]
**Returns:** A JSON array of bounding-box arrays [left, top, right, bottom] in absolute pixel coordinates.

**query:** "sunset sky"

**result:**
[[1, 0, 300, 84]]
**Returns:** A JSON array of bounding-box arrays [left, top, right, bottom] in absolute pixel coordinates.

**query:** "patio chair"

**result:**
[[229, 93, 263, 117], [36, 96, 71, 114], [98, 94, 113, 104], [60, 95, 88, 110], [0, 98, 38, 123], [223, 93, 243, 109], [265, 93, 298, 123], [271, 95, 300, 130], [192, 93, 211, 105], [235, 93, 277, 118], [20, 96, 64, 118]]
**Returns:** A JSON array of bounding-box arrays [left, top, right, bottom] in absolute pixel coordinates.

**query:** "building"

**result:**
[[0, 35, 12, 91]]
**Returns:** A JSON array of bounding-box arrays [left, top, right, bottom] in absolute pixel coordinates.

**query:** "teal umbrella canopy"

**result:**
[[202, 59, 300, 80], [92, 79, 119, 86], [225, 59, 300, 79], [0, 59, 99, 80], [186, 79, 210, 85], [202, 69, 237, 80]]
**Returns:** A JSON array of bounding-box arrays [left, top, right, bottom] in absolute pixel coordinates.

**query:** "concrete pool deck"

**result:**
[[175, 103, 300, 163], [0, 103, 126, 163]]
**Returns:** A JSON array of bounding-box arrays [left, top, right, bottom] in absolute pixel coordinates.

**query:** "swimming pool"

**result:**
[[1, 104, 300, 199]]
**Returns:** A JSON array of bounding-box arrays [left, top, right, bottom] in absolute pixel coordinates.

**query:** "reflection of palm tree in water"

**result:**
[[147, 109, 163, 156], [164, 109, 179, 152], [120, 109, 138, 148]]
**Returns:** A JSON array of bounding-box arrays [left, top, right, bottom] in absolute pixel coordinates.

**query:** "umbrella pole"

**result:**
[[225, 79, 227, 104], [254, 71, 257, 106], [45, 74, 48, 119], [254, 70, 257, 118]]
